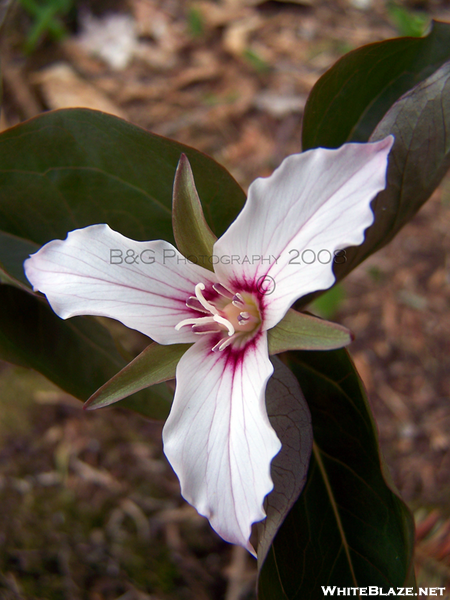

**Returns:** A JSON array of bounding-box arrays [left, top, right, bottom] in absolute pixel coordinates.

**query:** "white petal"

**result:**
[[24, 224, 217, 344], [162, 334, 281, 552], [214, 137, 393, 329]]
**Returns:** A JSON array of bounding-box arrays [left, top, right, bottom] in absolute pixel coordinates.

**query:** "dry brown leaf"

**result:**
[[31, 63, 127, 119], [193, 1, 250, 28], [223, 16, 262, 57]]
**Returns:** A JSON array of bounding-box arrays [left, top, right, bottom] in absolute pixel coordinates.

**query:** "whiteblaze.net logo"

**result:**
[[321, 587, 447, 597]]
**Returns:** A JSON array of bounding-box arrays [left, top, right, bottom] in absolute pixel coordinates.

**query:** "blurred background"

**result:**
[[0, 0, 450, 598]]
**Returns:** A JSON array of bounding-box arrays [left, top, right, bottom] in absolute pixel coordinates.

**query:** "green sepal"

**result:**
[[84, 342, 191, 412], [268, 309, 353, 355], [172, 154, 217, 271]]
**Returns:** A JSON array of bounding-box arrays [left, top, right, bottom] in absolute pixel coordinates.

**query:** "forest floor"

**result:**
[[1, 0, 450, 598]]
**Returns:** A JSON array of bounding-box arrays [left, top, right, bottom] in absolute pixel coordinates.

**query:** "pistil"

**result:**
[[175, 282, 261, 350]]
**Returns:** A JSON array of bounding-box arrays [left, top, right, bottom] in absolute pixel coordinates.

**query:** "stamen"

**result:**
[[176, 282, 260, 349], [195, 283, 219, 315], [186, 296, 209, 313], [192, 322, 223, 334], [232, 293, 245, 307], [213, 283, 234, 299], [175, 313, 234, 336], [212, 334, 236, 352]]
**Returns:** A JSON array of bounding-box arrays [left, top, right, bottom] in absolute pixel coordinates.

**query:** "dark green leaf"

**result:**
[[370, 61, 450, 240], [0, 108, 245, 281], [258, 349, 415, 597], [172, 153, 217, 271], [0, 285, 173, 420], [320, 60, 450, 288], [268, 309, 352, 355], [0, 108, 245, 412], [299, 59, 450, 309], [302, 20, 450, 151], [0, 231, 38, 289], [257, 357, 312, 567], [85, 342, 190, 411]]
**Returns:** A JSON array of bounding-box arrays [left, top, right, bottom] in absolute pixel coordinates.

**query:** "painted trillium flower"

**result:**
[[24, 137, 393, 553]]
